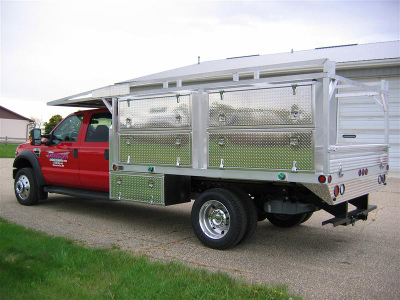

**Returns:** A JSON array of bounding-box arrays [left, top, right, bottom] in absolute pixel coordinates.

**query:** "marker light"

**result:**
[[362, 169, 365, 176], [358, 170, 362, 176], [365, 169, 368, 175], [328, 175, 332, 183], [333, 185, 340, 197], [112, 164, 118, 171], [318, 175, 326, 183], [278, 173, 286, 180]]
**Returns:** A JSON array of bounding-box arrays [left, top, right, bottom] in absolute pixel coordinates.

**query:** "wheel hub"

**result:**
[[199, 200, 230, 239], [209, 209, 227, 228], [15, 175, 30, 200]]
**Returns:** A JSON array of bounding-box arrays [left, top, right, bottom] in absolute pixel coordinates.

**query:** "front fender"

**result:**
[[13, 150, 47, 186]]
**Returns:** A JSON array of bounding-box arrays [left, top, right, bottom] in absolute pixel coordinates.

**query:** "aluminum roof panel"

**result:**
[[120, 41, 400, 84]]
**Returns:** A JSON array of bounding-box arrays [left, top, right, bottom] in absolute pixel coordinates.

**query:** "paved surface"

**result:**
[[1, 158, 399, 299]]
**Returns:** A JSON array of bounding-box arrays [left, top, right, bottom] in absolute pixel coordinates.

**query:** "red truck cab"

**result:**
[[14, 109, 111, 205]]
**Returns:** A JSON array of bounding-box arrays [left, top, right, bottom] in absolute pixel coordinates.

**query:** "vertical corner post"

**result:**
[[322, 76, 331, 174], [111, 97, 119, 165], [381, 80, 389, 145]]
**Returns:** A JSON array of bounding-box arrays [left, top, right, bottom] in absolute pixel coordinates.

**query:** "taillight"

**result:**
[[318, 175, 326, 183], [333, 185, 340, 197]]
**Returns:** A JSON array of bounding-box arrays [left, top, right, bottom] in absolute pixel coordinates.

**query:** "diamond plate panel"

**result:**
[[119, 133, 191, 165], [208, 131, 314, 170], [119, 95, 191, 129], [209, 85, 313, 127], [110, 173, 164, 204], [303, 172, 387, 205]]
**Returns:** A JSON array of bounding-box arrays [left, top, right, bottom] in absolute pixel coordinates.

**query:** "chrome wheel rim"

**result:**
[[15, 175, 30, 200], [199, 200, 230, 239]]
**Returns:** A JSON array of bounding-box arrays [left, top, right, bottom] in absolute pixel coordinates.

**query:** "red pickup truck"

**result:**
[[14, 109, 111, 205]]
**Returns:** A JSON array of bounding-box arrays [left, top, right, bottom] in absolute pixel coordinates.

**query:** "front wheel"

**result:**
[[14, 168, 39, 206], [191, 188, 247, 250], [266, 213, 308, 228]]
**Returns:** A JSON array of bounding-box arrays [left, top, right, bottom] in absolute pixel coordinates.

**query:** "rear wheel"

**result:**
[[14, 168, 39, 206], [266, 213, 307, 228], [229, 188, 258, 244], [300, 212, 313, 224], [191, 188, 247, 250]]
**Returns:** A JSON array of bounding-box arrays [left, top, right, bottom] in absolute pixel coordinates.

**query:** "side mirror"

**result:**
[[30, 128, 42, 146], [42, 134, 52, 146]]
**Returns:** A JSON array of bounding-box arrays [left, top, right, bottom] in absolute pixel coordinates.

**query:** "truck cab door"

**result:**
[[78, 111, 111, 192], [39, 114, 84, 188]]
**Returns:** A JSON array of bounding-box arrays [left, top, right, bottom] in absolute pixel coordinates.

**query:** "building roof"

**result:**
[[120, 40, 400, 83], [0, 105, 33, 122]]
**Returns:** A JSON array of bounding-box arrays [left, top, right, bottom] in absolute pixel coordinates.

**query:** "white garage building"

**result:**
[[0, 105, 33, 143], [124, 41, 400, 171]]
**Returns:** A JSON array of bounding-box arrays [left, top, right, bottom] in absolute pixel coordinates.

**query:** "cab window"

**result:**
[[85, 112, 112, 142], [52, 114, 84, 144]]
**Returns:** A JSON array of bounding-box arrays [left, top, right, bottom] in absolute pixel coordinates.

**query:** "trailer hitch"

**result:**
[[321, 195, 376, 227]]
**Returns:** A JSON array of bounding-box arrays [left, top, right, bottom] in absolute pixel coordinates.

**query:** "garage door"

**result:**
[[338, 76, 400, 170]]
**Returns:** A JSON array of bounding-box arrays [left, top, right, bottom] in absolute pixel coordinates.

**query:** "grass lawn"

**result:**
[[0, 218, 301, 300], [0, 144, 19, 158]]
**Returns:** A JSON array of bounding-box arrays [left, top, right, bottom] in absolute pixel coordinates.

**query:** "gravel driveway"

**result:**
[[1, 158, 399, 299]]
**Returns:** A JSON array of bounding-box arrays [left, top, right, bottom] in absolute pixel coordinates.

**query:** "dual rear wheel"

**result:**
[[191, 188, 257, 250], [191, 188, 313, 249]]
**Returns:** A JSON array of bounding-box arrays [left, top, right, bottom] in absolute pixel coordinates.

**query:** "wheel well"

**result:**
[[13, 158, 33, 179]]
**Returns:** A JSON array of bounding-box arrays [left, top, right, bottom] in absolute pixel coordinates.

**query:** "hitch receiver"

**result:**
[[322, 195, 376, 227]]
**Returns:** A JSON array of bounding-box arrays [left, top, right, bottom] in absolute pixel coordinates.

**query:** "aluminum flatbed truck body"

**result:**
[[14, 59, 389, 249]]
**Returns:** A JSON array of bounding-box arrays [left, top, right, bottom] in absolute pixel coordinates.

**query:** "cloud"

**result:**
[[1, 0, 398, 121]]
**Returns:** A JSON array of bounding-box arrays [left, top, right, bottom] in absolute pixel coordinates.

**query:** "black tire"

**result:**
[[14, 168, 39, 206], [266, 213, 307, 228], [191, 188, 247, 250], [229, 188, 257, 244], [300, 212, 313, 224]]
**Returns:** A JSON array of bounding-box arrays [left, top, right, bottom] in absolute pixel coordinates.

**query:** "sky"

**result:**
[[1, 0, 399, 123]]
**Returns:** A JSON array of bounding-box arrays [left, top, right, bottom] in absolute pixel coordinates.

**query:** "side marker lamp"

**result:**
[[278, 173, 286, 180]]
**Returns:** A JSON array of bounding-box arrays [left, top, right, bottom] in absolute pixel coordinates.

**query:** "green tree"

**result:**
[[43, 115, 63, 134]]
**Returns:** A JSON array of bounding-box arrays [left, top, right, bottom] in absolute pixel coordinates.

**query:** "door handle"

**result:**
[[104, 149, 109, 161], [70, 149, 78, 159]]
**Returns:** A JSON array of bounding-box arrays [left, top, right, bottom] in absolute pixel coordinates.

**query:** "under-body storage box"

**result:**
[[110, 172, 190, 205]]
